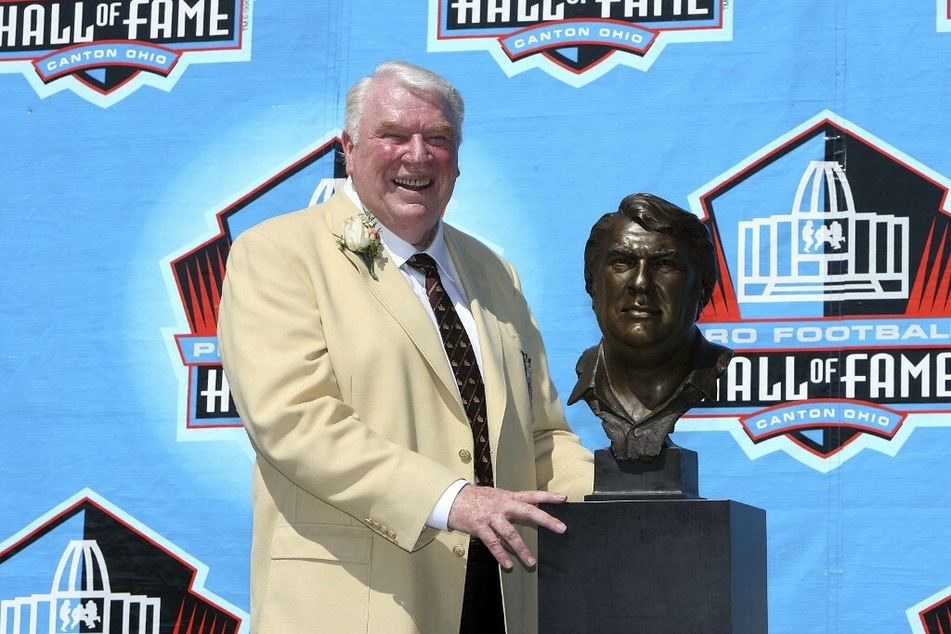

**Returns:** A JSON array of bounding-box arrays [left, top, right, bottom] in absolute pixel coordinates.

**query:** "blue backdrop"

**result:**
[[2, 1, 951, 632]]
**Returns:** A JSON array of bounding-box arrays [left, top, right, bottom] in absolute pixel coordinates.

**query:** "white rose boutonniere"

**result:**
[[335, 211, 381, 279]]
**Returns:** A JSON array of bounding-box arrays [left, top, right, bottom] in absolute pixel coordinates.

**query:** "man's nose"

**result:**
[[403, 135, 431, 163]]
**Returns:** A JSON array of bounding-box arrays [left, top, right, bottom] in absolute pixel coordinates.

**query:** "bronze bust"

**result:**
[[568, 193, 733, 463]]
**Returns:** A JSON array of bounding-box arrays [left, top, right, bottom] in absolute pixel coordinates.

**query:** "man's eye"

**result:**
[[426, 134, 451, 146]]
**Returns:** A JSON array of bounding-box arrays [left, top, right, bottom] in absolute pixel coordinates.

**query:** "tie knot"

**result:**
[[407, 253, 439, 276]]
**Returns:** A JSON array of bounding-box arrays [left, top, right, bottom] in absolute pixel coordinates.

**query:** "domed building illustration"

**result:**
[[737, 159, 910, 303], [1, 540, 160, 634]]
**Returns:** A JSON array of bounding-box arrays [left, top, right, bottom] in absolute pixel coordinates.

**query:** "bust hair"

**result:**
[[583, 193, 718, 316], [344, 60, 465, 146]]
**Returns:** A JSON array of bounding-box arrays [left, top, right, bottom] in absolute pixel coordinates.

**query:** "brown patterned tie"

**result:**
[[407, 253, 494, 487]]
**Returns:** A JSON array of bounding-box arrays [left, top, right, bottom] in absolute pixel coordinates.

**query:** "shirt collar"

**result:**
[[568, 330, 733, 416], [341, 177, 455, 281]]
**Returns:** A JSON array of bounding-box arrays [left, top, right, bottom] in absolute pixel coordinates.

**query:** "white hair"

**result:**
[[344, 61, 465, 146]]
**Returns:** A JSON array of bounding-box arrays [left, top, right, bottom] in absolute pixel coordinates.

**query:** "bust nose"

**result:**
[[627, 261, 653, 292]]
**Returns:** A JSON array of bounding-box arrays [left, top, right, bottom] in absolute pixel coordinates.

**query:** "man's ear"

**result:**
[[341, 130, 355, 176]]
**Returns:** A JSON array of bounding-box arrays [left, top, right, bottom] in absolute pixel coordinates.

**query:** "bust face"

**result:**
[[590, 217, 702, 363]]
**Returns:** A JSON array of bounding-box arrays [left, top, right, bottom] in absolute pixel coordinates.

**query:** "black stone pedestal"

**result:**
[[539, 499, 767, 633]]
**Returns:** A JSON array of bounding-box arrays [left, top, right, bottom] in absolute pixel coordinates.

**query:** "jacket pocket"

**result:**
[[271, 522, 371, 563], [259, 524, 372, 633]]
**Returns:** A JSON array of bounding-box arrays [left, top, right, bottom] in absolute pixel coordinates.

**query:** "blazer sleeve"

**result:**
[[218, 225, 460, 552]]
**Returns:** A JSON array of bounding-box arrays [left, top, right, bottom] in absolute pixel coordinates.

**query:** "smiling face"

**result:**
[[342, 78, 460, 247], [591, 217, 701, 363]]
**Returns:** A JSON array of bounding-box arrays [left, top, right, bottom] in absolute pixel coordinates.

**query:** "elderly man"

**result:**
[[217, 61, 593, 633], [568, 193, 733, 462]]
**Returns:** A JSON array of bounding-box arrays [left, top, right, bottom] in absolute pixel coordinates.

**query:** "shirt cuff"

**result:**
[[426, 479, 468, 531]]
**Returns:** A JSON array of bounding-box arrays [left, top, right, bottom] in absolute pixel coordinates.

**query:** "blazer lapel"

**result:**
[[326, 194, 462, 406], [445, 230, 507, 448]]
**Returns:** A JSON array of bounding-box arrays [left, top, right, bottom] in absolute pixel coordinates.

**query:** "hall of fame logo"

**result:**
[[163, 134, 345, 434], [908, 583, 951, 634], [683, 110, 951, 471], [428, 0, 732, 86], [0, 490, 246, 633], [0, 0, 253, 107]]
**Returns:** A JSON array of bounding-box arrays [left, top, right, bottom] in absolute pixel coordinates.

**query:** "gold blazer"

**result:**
[[218, 191, 593, 633]]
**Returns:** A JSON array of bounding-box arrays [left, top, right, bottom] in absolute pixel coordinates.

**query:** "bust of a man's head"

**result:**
[[583, 193, 717, 364], [570, 193, 731, 461]]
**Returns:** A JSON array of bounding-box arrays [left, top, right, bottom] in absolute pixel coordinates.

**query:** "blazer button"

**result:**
[[452, 545, 466, 558], [458, 449, 472, 464]]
